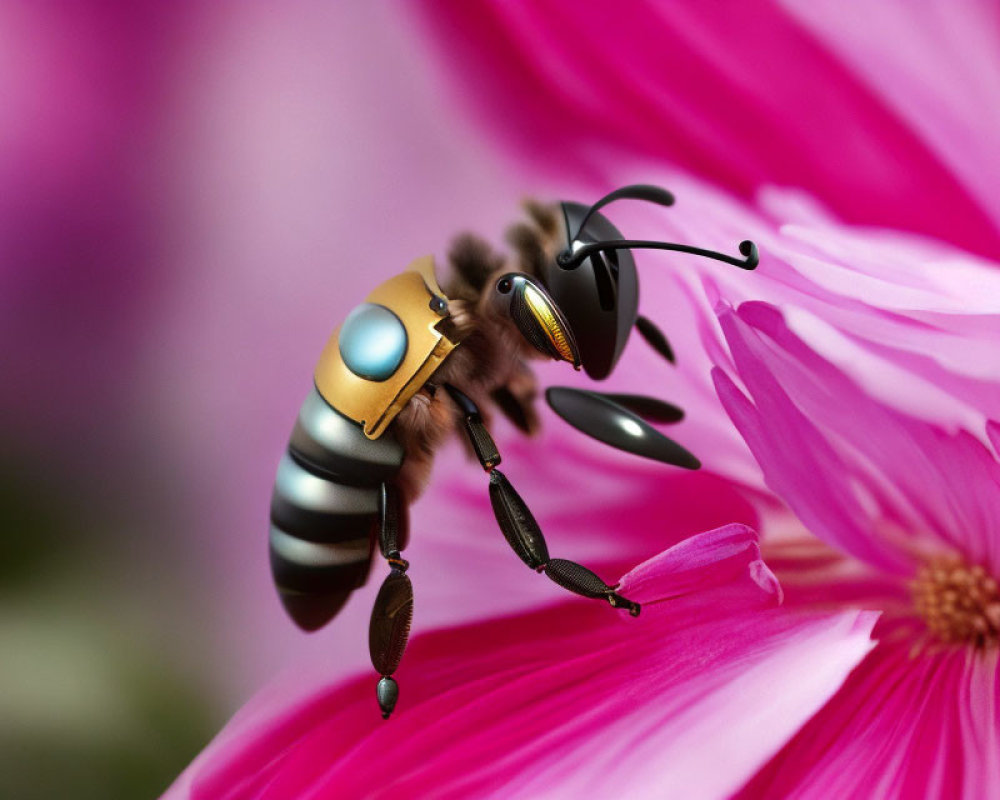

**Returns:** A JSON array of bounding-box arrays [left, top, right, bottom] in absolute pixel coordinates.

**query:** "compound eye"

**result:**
[[494, 273, 581, 369]]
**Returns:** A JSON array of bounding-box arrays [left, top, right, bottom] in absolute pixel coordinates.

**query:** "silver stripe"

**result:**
[[274, 454, 378, 515], [294, 386, 403, 469], [270, 527, 370, 568]]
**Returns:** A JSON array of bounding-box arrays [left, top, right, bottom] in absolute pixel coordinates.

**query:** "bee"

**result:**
[[269, 184, 758, 718]]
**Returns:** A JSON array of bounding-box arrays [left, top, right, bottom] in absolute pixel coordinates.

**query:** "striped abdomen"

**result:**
[[270, 386, 404, 631]]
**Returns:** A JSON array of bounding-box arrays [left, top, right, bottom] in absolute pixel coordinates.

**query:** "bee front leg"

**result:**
[[490, 361, 540, 435], [444, 384, 640, 617], [369, 483, 413, 720]]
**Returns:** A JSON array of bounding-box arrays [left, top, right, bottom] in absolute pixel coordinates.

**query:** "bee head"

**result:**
[[513, 185, 758, 380], [492, 185, 758, 379]]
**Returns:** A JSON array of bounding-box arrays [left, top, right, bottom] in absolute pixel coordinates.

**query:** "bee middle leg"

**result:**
[[444, 383, 640, 617]]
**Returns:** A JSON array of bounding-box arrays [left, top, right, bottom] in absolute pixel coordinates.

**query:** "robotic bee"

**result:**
[[269, 184, 758, 718]]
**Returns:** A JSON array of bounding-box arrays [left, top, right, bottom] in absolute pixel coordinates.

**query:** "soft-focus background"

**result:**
[[2, 5, 531, 797], [4, 3, 997, 798]]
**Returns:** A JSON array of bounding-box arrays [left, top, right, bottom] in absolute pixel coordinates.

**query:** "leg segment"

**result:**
[[368, 483, 413, 719], [446, 384, 640, 616]]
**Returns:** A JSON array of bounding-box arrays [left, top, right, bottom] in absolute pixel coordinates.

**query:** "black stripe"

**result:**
[[288, 390, 404, 487], [269, 537, 373, 593], [270, 493, 376, 543], [286, 444, 392, 489]]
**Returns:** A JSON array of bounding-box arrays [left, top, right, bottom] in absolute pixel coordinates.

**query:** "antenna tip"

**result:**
[[739, 240, 759, 270]]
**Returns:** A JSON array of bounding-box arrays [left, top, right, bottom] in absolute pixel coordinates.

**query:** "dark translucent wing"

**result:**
[[599, 393, 684, 424], [545, 387, 700, 469], [635, 315, 676, 364]]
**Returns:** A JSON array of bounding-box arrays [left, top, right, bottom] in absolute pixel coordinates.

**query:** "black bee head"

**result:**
[[544, 201, 639, 380], [540, 184, 759, 381], [493, 185, 758, 380]]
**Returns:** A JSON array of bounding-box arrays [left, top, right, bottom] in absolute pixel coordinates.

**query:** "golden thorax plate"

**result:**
[[314, 255, 457, 439]]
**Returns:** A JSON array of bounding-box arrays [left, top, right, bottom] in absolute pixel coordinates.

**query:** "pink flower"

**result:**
[[173, 524, 876, 799], [164, 2, 1000, 796], [714, 301, 1000, 797], [145, 2, 1000, 702], [410, 0, 1000, 474], [413, 0, 1000, 257], [664, 181, 1000, 454]]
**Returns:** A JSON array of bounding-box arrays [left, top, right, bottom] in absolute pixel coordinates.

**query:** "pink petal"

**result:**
[[988, 420, 1000, 458], [412, 438, 763, 629], [736, 640, 1000, 799], [619, 522, 784, 614], [781, 0, 1000, 237], [761, 216, 1000, 426], [674, 184, 1000, 432], [713, 354, 915, 576], [715, 302, 1000, 576], [170, 526, 877, 799], [413, 0, 1000, 256]]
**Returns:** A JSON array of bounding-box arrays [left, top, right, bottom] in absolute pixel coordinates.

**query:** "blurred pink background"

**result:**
[[4, 2, 996, 797], [2, 4, 532, 796]]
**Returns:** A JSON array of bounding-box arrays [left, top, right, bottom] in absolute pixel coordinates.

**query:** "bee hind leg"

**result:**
[[368, 483, 413, 720]]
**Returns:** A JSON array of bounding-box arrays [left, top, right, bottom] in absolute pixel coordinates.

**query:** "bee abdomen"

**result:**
[[270, 386, 404, 631], [288, 387, 405, 486]]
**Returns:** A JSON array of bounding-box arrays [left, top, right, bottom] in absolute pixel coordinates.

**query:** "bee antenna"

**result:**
[[557, 238, 759, 272], [571, 184, 675, 241]]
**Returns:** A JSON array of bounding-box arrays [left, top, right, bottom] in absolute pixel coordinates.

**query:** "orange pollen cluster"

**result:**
[[912, 557, 1000, 646]]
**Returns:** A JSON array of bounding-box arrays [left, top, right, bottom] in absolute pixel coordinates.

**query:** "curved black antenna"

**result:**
[[557, 238, 759, 271], [571, 184, 676, 241]]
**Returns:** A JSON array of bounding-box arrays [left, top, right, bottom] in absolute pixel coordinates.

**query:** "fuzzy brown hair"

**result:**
[[391, 199, 565, 503]]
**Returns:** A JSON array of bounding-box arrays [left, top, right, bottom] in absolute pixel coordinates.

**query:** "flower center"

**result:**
[[912, 557, 1000, 646]]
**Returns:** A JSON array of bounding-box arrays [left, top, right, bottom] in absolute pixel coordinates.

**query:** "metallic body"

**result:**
[[270, 386, 404, 632], [267, 184, 759, 718], [271, 255, 450, 635], [314, 255, 457, 439]]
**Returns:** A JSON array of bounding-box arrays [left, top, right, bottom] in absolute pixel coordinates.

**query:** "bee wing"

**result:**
[[545, 387, 700, 470]]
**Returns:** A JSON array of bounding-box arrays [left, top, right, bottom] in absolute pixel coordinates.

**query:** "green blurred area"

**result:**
[[0, 462, 220, 799]]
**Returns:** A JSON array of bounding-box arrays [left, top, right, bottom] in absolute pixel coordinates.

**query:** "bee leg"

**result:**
[[444, 383, 640, 617], [368, 483, 413, 720]]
